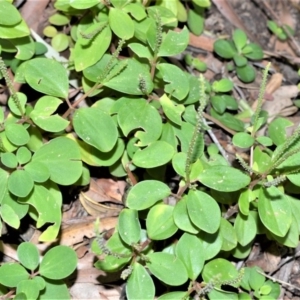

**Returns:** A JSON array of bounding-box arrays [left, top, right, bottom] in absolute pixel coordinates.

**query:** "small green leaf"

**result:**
[[214, 39, 236, 59], [192, 0, 211, 7], [32, 137, 82, 185], [176, 233, 204, 280], [234, 212, 257, 246], [244, 43, 263, 60], [212, 78, 233, 93], [211, 95, 226, 114], [51, 33, 69, 52], [38, 279, 69, 300], [0, 263, 29, 287], [1, 203, 20, 229], [69, 0, 99, 9], [146, 252, 188, 286], [0, 1, 21, 25], [16, 279, 40, 300], [248, 266, 265, 290], [49, 13, 70, 26], [232, 132, 255, 148], [258, 186, 292, 237], [199, 165, 250, 192], [126, 263, 155, 300], [236, 64, 256, 83], [118, 209, 141, 245], [146, 204, 178, 240], [109, 8, 134, 39], [24, 58, 69, 98], [157, 63, 189, 101], [128, 43, 153, 59], [187, 190, 221, 234], [219, 218, 237, 251], [0, 19, 30, 39], [17, 242, 40, 271], [133, 141, 175, 168], [158, 27, 189, 57], [187, 9, 204, 36], [24, 161, 50, 183], [73, 107, 118, 152], [160, 94, 184, 125], [268, 117, 293, 146], [39, 246, 77, 280], [8, 170, 33, 198], [233, 54, 248, 67], [1, 152, 18, 169], [16, 147, 32, 165], [8, 92, 26, 116], [233, 29, 247, 52], [5, 123, 30, 146]]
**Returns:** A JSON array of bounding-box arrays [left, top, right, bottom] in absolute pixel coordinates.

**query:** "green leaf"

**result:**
[[268, 117, 293, 146], [74, 22, 111, 71], [118, 209, 141, 245], [160, 94, 184, 125], [8, 92, 26, 116], [158, 291, 188, 300], [40, 246, 77, 280], [51, 33, 69, 52], [244, 43, 263, 60], [214, 39, 236, 59], [73, 107, 118, 152], [109, 8, 134, 40], [233, 54, 248, 67], [146, 252, 188, 286], [187, 190, 221, 234], [233, 29, 247, 52], [212, 78, 233, 93], [234, 213, 257, 246], [176, 233, 204, 280], [30, 96, 69, 132], [0, 263, 29, 287], [1, 203, 20, 229], [248, 266, 265, 290], [0, 19, 30, 39], [236, 64, 256, 83], [211, 109, 245, 132], [258, 186, 292, 237], [8, 170, 33, 198], [199, 165, 250, 192], [38, 279, 70, 300], [158, 27, 189, 57], [133, 141, 175, 168], [128, 43, 153, 59], [126, 180, 170, 210], [0, 1, 21, 25], [198, 230, 222, 260], [232, 132, 255, 148], [124, 3, 147, 21], [17, 242, 40, 271], [1, 152, 18, 169], [192, 0, 211, 7], [49, 13, 70, 26], [126, 263, 155, 300], [69, 0, 99, 9], [16, 279, 40, 300], [117, 98, 162, 146], [211, 95, 226, 114], [219, 218, 237, 251], [202, 258, 239, 287], [11, 36, 35, 61], [16, 147, 31, 165], [24, 161, 50, 183], [104, 58, 153, 95], [157, 63, 189, 101], [173, 195, 199, 234], [24, 58, 69, 98], [5, 123, 30, 146], [187, 9, 204, 36], [32, 137, 82, 185]]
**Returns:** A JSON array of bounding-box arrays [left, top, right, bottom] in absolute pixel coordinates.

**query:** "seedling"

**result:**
[[267, 20, 295, 41]]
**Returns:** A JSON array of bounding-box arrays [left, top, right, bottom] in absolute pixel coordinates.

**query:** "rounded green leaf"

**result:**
[[146, 204, 178, 240], [236, 64, 256, 83], [118, 209, 141, 245], [232, 132, 255, 148], [32, 137, 82, 185], [214, 39, 236, 59], [146, 252, 188, 286], [49, 13, 70, 26], [0, 263, 29, 287], [258, 186, 292, 237], [5, 123, 30, 146], [198, 230, 222, 261], [17, 242, 40, 271], [69, 0, 99, 9], [234, 212, 257, 246], [233, 54, 248, 67], [175, 233, 204, 280], [211, 95, 226, 114], [187, 190, 221, 234], [73, 107, 118, 153], [24, 161, 50, 183], [0, 1, 21, 25], [16, 279, 40, 300], [8, 92, 27, 116], [202, 258, 239, 286], [38, 279, 69, 300], [220, 218, 237, 251], [1, 152, 18, 169], [16, 147, 32, 165], [158, 292, 188, 300], [133, 141, 175, 168], [126, 263, 155, 300], [8, 170, 34, 198], [173, 195, 199, 234], [24, 58, 69, 98], [199, 165, 250, 192], [126, 180, 170, 210], [187, 9, 204, 36], [212, 78, 233, 93], [0, 19, 30, 39], [51, 33, 69, 52], [39, 246, 77, 280], [233, 29, 247, 52], [244, 43, 263, 60], [248, 266, 265, 291], [109, 8, 134, 40], [1, 203, 20, 229]]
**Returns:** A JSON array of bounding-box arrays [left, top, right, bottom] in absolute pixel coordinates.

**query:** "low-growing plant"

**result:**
[[214, 29, 264, 82], [267, 20, 295, 41], [0, 1, 298, 299]]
